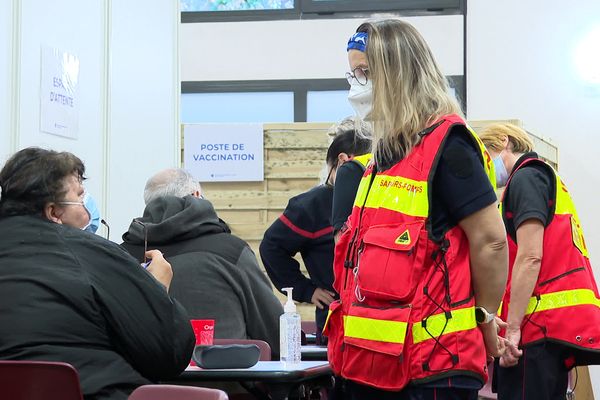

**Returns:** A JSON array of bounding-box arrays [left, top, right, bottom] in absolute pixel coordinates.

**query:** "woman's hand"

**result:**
[[499, 326, 523, 367], [480, 317, 507, 359], [145, 250, 173, 291]]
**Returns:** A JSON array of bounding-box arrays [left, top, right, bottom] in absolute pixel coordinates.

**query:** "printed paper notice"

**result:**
[[40, 45, 80, 139]]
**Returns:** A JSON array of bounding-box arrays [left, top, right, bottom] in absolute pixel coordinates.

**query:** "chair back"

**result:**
[[301, 321, 317, 335], [0, 360, 82, 400], [129, 385, 228, 400], [212, 339, 271, 361]]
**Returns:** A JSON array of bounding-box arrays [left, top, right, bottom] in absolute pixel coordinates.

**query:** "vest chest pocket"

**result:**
[[355, 221, 426, 302]]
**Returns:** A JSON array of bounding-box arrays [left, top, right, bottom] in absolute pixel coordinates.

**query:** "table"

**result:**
[[301, 345, 328, 361], [173, 361, 332, 400]]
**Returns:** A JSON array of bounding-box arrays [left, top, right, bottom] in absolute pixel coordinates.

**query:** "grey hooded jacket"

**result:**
[[121, 195, 283, 355]]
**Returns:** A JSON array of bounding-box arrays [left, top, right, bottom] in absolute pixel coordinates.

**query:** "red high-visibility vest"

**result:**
[[324, 114, 496, 390], [347, 153, 372, 172], [499, 158, 600, 360]]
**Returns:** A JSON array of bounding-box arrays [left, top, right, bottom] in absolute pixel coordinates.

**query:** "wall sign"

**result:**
[[40, 45, 80, 139], [184, 123, 264, 182]]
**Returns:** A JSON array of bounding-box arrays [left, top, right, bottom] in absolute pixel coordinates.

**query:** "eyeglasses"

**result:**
[[345, 67, 369, 85], [57, 200, 84, 207], [57, 192, 86, 207]]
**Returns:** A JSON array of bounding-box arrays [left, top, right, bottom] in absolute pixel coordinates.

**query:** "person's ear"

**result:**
[[44, 203, 63, 224], [337, 152, 350, 163], [502, 136, 510, 150]]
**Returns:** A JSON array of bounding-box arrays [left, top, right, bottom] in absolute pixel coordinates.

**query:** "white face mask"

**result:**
[[348, 80, 373, 120]]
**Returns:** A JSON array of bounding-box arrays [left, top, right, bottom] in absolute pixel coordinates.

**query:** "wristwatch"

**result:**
[[475, 306, 496, 324]]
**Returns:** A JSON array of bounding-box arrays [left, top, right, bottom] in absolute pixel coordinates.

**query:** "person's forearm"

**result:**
[[507, 219, 545, 329], [470, 239, 508, 312], [506, 254, 541, 328]]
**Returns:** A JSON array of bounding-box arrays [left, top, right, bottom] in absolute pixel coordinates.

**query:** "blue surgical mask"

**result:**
[[82, 193, 101, 233], [494, 154, 509, 187]]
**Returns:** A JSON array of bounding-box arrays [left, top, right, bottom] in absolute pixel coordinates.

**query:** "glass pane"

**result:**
[[181, 0, 294, 11], [181, 92, 294, 123], [307, 90, 354, 123]]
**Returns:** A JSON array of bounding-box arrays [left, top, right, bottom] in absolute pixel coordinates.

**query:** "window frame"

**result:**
[[300, 0, 461, 15], [182, 77, 465, 122]]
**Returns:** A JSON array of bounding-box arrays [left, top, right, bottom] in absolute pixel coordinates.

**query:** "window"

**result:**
[[301, 0, 461, 14], [306, 90, 353, 122], [181, 0, 293, 12], [182, 76, 465, 124], [181, 92, 294, 123], [181, 0, 463, 22]]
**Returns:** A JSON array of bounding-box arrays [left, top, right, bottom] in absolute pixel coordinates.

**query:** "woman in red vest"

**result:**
[[480, 123, 600, 400], [325, 19, 509, 400]]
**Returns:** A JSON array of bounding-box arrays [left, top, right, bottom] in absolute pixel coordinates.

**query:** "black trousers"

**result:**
[[495, 342, 569, 400], [344, 380, 477, 400]]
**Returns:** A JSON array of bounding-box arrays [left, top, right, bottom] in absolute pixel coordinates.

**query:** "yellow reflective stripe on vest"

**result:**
[[353, 174, 372, 208], [353, 174, 429, 218], [351, 153, 372, 169], [526, 289, 600, 316], [412, 307, 477, 344], [553, 173, 589, 257], [555, 175, 578, 216], [344, 315, 408, 344], [467, 125, 497, 191]]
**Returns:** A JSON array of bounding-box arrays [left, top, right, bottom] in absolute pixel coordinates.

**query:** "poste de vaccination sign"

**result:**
[[184, 123, 264, 182]]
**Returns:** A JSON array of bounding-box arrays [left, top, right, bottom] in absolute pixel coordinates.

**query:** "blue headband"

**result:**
[[347, 32, 368, 52]]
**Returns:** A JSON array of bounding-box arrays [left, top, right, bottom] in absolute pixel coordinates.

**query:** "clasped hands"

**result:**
[[480, 317, 523, 367]]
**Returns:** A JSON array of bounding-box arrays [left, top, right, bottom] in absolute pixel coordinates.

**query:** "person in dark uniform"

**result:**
[[330, 118, 372, 242], [480, 123, 600, 400], [259, 119, 371, 342]]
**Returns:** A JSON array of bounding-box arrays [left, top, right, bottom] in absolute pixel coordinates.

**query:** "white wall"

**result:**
[[467, 1, 600, 395], [108, 0, 181, 238], [0, 0, 180, 239], [0, 2, 14, 159], [181, 15, 464, 81]]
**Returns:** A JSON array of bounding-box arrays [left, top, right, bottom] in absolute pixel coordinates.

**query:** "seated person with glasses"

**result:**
[[0, 147, 195, 400], [121, 169, 283, 357]]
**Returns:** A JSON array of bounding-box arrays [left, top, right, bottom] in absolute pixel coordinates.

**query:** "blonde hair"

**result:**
[[359, 19, 462, 165], [479, 123, 534, 154]]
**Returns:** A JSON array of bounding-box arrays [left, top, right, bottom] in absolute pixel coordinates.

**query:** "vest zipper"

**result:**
[[350, 302, 412, 310], [538, 267, 585, 287]]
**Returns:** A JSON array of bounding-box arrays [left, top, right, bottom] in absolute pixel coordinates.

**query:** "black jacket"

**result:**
[[0, 215, 194, 400], [259, 185, 335, 331], [121, 195, 283, 355]]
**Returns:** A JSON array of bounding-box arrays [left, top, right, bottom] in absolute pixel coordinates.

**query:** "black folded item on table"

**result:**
[[192, 344, 260, 369]]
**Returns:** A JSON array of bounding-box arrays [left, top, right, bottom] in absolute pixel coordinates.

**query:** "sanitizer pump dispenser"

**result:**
[[279, 287, 301, 365]]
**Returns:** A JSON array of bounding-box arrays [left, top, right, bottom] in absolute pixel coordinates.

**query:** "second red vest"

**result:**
[[499, 158, 600, 361]]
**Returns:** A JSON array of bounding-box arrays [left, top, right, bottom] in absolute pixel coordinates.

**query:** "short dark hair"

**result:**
[[0, 147, 86, 217], [326, 127, 372, 167]]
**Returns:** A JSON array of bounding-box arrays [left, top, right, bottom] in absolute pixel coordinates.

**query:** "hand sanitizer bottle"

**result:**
[[280, 287, 301, 366]]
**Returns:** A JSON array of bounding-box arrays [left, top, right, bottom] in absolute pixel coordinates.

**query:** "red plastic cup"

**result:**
[[191, 319, 215, 345], [189, 319, 215, 366]]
